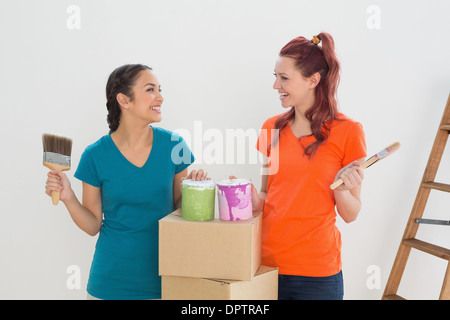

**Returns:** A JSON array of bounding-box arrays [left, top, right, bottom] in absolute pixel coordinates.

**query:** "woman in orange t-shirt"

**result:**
[[251, 33, 366, 300]]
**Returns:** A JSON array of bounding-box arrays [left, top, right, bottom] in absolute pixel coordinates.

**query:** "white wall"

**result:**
[[1, 0, 449, 300]]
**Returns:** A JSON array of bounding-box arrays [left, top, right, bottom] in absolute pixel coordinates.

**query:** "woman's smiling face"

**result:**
[[273, 56, 318, 112], [126, 69, 164, 124]]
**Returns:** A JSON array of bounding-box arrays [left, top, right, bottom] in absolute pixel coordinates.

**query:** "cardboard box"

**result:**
[[159, 209, 262, 281], [162, 265, 278, 300]]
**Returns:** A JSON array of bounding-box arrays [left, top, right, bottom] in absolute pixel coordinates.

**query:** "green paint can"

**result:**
[[181, 179, 216, 221]]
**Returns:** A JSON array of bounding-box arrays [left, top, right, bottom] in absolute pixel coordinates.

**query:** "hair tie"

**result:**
[[312, 35, 321, 45]]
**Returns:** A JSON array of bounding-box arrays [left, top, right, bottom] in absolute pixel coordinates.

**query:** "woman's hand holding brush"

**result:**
[[332, 160, 365, 192], [45, 171, 103, 236], [45, 171, 74, 204]]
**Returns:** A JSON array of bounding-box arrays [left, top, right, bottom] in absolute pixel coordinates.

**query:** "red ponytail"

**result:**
[[274, 32, 341, 157]]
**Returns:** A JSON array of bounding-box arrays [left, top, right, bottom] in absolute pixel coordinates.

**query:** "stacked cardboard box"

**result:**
[[159, 209, 278, 300]]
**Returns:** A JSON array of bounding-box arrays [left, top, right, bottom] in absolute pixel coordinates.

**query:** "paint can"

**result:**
[[217, 179, 252, 221], [181, 179, 216, 221]]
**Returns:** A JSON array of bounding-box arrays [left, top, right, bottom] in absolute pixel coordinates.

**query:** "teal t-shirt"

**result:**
[[74, 126, 194, 299]]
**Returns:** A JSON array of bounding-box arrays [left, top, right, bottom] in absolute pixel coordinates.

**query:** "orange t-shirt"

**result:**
[[256, 112, 366, 276]]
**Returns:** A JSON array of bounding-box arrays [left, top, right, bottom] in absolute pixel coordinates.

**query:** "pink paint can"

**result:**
[[217, 179, 252, 221]]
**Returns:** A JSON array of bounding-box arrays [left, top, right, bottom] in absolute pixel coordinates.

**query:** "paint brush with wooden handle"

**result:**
[[42, 133, 73, 205], [330, 142, 401, 190]]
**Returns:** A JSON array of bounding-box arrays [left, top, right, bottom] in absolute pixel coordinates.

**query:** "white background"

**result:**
[[1, 0, 449, 300]]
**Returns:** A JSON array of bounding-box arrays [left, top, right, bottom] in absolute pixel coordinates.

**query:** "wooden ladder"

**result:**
[[382, 94, 450, 300]]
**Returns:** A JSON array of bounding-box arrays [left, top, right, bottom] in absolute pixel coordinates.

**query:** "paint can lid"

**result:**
[[181, 179, 216, 189], [216, 178, 251, 186]]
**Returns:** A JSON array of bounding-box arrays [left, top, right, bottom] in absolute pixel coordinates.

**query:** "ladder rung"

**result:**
[[402, 238, 450, 260], [383, 294, 406, 300], [441, 124, 450, 131], [422, 182, 450, 193], [415, 218, 450, 226]]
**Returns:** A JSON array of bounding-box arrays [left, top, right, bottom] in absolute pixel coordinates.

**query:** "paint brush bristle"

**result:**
[[42, 133, 72, 157]]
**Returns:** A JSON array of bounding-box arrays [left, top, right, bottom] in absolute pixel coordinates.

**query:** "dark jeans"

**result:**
[[278, 271, 344, 300]]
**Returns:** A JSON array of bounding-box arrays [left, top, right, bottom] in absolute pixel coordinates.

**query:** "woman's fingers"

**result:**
[[188, 169, 209, 181], [45, 170, 70, 197], [336, 161, 364, 191], [45, 171, 62, 194]]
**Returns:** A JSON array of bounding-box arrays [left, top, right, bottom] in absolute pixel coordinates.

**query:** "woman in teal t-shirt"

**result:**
[[44, 64, 208, 299]]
